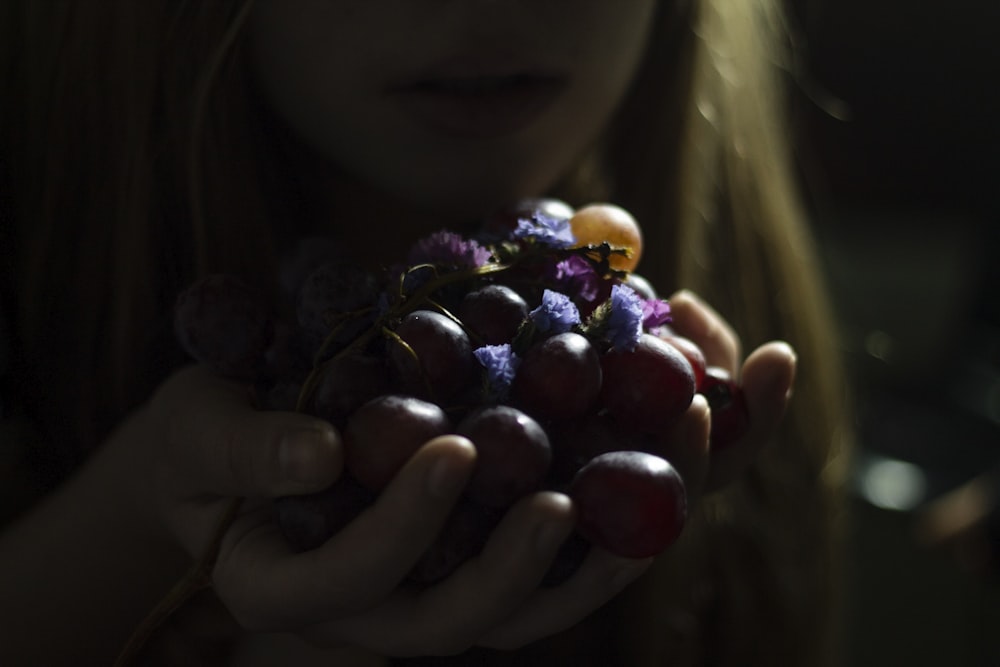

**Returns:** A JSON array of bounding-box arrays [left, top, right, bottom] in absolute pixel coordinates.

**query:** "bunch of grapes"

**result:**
[[173, 200, 749, 584]]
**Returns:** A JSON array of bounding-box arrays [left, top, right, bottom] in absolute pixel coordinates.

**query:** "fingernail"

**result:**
[[280, 429, 334, 486], [672, 288, 696, 303], [766, 351, 796, 397]]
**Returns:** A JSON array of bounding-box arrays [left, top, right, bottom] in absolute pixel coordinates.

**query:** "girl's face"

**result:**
[[249, 0, 659, 218]]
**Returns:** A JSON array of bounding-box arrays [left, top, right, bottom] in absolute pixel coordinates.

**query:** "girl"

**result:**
[[0, 0, 849, 664]]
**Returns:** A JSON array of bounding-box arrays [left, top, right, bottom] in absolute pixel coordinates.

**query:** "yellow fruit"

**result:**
[[568, 204, 643, 272]]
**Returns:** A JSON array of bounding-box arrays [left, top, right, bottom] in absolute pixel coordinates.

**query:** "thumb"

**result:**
[[157, 366, 343, 497]]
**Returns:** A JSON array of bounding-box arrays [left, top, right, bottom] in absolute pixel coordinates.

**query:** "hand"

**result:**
[[666, 290, 797, 494], [142, 366, 651, 657], [913, 468, 1000, 576]]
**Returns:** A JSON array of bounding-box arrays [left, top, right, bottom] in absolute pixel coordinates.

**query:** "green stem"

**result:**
[[295, 261, 513, 411]]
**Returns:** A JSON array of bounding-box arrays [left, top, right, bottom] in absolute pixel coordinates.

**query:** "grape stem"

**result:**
[[115, 240, 631, 662], [113, 497, 244, 666], [294, 244, 626, 412], [295, 261, 512, 412]]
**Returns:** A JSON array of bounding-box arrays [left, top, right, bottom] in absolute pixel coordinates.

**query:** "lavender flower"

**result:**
[[641, 298, 672, 330], [474, 344, 520, 399], [551, 255, 602, 303], [605, 283, 645, 352], [511, 212, 576, 249], [529, 289, 581, 334], [408, 230, 492, 269]]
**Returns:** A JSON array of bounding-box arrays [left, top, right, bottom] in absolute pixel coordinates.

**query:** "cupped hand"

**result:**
[[141, 365, 651, 657], [667, 289, 797, 493]]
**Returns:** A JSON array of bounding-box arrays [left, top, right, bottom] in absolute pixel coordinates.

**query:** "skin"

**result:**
[[248, 0, 661, 248], [0, 293, 795, 665], [0, 1, 798, 664]]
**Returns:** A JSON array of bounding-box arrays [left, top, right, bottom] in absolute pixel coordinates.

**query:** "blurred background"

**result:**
[[788, 0, 1000, 664]]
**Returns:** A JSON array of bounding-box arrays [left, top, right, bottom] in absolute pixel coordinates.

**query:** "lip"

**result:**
[[388, 57, 569, 140]]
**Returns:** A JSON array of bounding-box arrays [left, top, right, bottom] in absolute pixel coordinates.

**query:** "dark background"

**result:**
[[789, 1, 1000, 664]]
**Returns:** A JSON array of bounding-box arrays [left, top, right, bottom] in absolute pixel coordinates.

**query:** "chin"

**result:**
[[380, 162, 570, 223]]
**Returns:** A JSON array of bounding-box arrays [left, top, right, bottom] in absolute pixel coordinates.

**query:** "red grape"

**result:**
[[510, 332, 602, 422], [480, 198, 575, 239], [569, 450, 687, 558], [457, 405, 552, 508], [387, 309, 476, 402], [174, 200, 738, 576], [599, 333, 695, 434], [297, 261, 379, 344], [173, 274, 273, 381], [457, 284, 529, 345], [661, 334, 707, 390], [310, 352, 388, 429], [344, 394, 453, 491]]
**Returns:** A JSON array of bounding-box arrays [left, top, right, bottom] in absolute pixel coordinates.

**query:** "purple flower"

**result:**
[[641, 298, 672, 330], [606, 284, 645, 352], [474, 344, 520, 398], [551, 255, 602, 303], [408, 230, 492, 269], [511, 212, 576, 249], [529, 289, 581, 334]]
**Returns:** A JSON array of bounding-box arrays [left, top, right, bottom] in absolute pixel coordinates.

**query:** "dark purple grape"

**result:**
[[510, 332, 602, 422], [661, 334, 706, 391], [457, 405, 552, 508], [309, 352, 388, 429], [408, 499, 502, 585], [479, 198, 574, 241], [387, 309, 476, 402], [344, 394, 452, 491], [174, 274, 273, 381], [599, 333, 695, 435], [570, 451, 687, 558], [457, 284, 528, 345], [274, 475, 376, 552], [297, 261, 379, 344]]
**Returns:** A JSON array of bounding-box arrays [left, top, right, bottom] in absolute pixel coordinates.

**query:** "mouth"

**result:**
[[405, 72, 561, 95], [388, 71, 569, 140]]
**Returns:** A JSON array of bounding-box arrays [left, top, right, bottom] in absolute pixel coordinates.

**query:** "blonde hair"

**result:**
[[3, 0, 849, 663], [617, 1, 850, 664]]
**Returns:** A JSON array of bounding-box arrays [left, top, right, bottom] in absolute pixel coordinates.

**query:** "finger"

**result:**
[[667, 290, 741, 375], [479, 547, 652, 650], [212, 435, 477, 630], [704, 341, 796, 491], [158, 366, 342, 498], [654, 394, 711, 501], [914, 473, 997, 548], [313, 491, 577, 657]]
